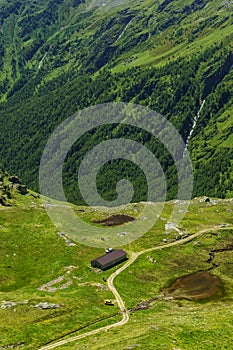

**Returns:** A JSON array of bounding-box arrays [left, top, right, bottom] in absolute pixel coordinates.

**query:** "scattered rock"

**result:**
[[150, 325, 159, 330], [1, 300, 28, 310], [58, 232, 65, 237], [15, 184, 28, 195], [165, 222, 181, 233], [118, 231, 127, 236], [131, 296, 159, 312], [126, 344, 140, 349], [30, 193, 40, 199], [206, 252, 215, 263], [66, 239, 76, 247], [59, 280, 73, 290], [0, 195, 9, 206], [147, 256, 156, 263], [38, 274, 73, 292], [8, 176, 21, 184], [163, 296, 174, 301], [64, 265, 77, 271], [1, 301, 17, 310], [0, 342, 25, 349], [57, 232, 76, 246], [33, 302, 61, 310], [93, 283, 108, 291]]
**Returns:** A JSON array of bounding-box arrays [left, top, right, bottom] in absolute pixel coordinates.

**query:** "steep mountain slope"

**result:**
[[0, 0, 233, 202]]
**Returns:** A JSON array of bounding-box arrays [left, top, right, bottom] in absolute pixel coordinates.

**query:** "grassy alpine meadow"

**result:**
[[0, 204, 121, 348], [59, 232, 233, 350], [61, 300, 233, 350], [0, 193, 233, 349], [115, 228, 233, 309]]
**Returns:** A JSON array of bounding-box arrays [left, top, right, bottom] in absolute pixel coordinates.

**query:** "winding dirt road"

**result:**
[[39, 226, 232, 350]]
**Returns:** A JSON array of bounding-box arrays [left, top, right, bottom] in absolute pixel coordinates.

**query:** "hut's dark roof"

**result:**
[[92, 249, 126, 265]]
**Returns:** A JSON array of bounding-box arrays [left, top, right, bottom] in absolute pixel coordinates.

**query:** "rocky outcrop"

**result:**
[[15, 184, 28, 195], [0, 342, 25, 349], [0, 171, 29, 206], [0, 195, 10, 206], [8, 176, 21, 184], [33, 302, 62, 310]]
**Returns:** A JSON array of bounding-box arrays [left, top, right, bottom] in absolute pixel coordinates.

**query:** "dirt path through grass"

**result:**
[[39, 226, 233, 350]]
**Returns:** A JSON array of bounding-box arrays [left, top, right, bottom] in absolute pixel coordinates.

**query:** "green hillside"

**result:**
[[0, 0, 232, 202], [1, 2, 233, 348]]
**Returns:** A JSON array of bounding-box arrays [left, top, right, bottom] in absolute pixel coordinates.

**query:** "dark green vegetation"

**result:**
[[0, 196, 233, 349], [0, 0, 233, 203]]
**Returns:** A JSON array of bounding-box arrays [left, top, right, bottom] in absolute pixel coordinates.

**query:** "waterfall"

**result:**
[[116, 19, 133, 42], [183, 100, 206, 157], [38, 50, 49, 70]]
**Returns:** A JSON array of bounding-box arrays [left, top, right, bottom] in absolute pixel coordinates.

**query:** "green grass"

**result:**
[[59, 227, 233, 350], [115, 229, 233, 308], [60, 226, 233, 350], [111, 0, 233, 73], [62, 300, 233, 350], [0, 196, 233, 348], [0, 205, 120, 348]]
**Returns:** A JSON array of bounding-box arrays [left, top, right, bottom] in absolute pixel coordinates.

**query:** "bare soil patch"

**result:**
[[162, 271, 220, 300], [93, 214, 135, 226]]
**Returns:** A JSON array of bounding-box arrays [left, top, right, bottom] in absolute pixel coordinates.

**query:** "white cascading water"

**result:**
[[116, 19, 133, 42], [38, 51, 49, 70], [183, 99, 206, 157]]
